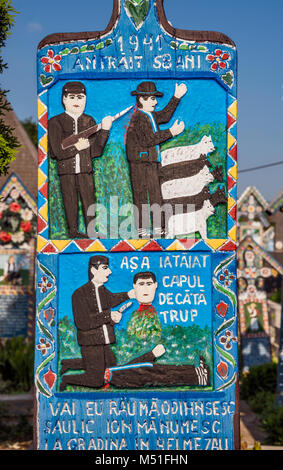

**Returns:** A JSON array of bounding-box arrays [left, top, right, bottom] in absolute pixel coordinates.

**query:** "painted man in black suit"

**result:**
[[125, 81, 187, 237], [48, 81, 113, 238], [60, 255, 135, 391]]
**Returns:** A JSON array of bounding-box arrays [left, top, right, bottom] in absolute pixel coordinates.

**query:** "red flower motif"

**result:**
[[44, 307, 55, 324], [41, 49, 62, 73], [216, 301, 228, 318], [20, 221, 32, 233], [217, 360, 229, 379], [206, 49, 230, 71], [9, 202, 21, 213], [44, 369, 56, 389], [0, 231, 11, 243]]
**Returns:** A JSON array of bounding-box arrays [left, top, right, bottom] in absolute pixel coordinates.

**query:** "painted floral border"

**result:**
[[213, 253, 238, 390], [35, 258, 57, 398]]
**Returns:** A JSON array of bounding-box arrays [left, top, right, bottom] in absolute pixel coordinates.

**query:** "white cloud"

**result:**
[[27, 22, 43, 33]]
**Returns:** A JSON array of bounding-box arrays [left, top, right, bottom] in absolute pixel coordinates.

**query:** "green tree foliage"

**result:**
[[0, 336, 34, 392], [261, 405, 283, 446], [21, 117, 37, 147], [0, 0, 20, 175], [240, 362, 277, 399], [112, 324, 212, 370], [0, 402, 32, 442], [240, 363, 283, 445]]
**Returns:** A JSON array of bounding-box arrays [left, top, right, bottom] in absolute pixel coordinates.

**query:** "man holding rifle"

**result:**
[[48, 81, 113, 239], [59, 255, 135, 391]]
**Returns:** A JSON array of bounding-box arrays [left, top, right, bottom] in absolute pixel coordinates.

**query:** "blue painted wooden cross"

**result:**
[[35, 0, 239, 451]]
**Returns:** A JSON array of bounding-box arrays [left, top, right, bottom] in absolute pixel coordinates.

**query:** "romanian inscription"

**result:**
[[43, 397, 235, 450]]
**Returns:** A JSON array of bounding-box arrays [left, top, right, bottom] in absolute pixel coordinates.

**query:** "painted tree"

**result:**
[[0, 0, 20, 176]]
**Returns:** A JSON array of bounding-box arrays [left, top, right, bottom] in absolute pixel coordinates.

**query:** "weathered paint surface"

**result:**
[[237, 235, 283, 370], [35, 0, 239, 450]]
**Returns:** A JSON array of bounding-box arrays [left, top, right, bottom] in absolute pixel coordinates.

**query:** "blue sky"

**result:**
[[1, 0, 283, 201]]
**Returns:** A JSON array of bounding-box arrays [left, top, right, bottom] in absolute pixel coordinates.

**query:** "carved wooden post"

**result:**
[[238, 236, 283, 370], [277, 277, 283, 406], [34, 0, 239, 451]]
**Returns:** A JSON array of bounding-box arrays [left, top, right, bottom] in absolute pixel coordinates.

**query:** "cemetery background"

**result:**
[[0, 0, 283, 451]]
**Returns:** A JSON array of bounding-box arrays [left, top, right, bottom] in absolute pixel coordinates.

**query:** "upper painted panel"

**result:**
[[37, 0, 237, 253]]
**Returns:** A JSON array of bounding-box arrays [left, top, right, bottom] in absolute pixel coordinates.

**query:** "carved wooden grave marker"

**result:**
[[0, 174, 36, 339], [238, 236, 283, 371], [277, 294, 283, 406], [34, 0, 239, 450]]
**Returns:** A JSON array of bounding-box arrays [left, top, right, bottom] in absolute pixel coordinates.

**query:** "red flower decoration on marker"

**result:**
[[44, 307, 55, 324], [217, 360, 229, 379], [206, 49, 230, 71], [44, 369, 56, 390], [216, 301, 228, 318], [41, 49, 62, 73]]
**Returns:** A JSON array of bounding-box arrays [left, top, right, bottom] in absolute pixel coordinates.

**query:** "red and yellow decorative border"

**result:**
[[37, 89, 237, 254]]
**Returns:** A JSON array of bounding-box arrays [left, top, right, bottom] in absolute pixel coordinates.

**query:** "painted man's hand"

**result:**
[[111, 311, 122, 323], [152, 344, 166, 358], [75, 138, 90, 151], [170, 119, 185, 137], [101, 116, 113, 130], [174, 83, 187, 99]]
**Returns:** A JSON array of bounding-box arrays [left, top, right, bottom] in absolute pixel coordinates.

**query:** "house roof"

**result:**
[[238, 186, 268, 211], [0, 104, 37, 200], [238, 236, 283, 275], [267, 189, 283, 215], [0, 172, 36, 213]]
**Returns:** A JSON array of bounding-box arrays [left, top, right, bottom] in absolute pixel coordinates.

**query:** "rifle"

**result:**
[[61, 106, 133, 150]]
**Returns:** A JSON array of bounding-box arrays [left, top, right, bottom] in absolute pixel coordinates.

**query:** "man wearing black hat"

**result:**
[[48, 81, 113, 238], [126, 81, 187, 237], [60, 255, 135, 391]]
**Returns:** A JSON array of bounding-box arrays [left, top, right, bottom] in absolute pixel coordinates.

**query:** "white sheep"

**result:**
[[166, 199, 215, 238], [161, 165, 214, 200], [161, 135, 215, 167]]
